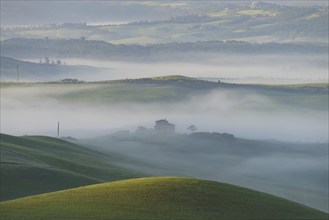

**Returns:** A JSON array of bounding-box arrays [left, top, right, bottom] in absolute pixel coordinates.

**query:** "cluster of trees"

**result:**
[[2, 23, 87, 31], [191, 132, 235, 141], [168, 14, 214, 23], [39, 57, 65, 65]]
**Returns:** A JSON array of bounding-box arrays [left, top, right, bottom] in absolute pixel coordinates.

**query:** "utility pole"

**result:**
[[57, 121, 60, 137], [16, 64, 20, 83]]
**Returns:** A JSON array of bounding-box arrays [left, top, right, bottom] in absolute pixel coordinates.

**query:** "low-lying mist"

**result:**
[[69, 54, 328, 83], [22, 53, 328, 84], [79, 130, 329, 212], [1, 84, 327, 142], [1, 69, 328, 213]]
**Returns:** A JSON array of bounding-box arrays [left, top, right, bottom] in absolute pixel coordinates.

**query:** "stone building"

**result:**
[[154, 119, 175, 135]]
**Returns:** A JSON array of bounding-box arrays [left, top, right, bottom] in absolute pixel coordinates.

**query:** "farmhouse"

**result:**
[[154, 119, 175, 135]]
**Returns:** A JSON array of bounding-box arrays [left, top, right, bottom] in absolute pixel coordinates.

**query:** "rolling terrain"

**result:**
[[1, 1, 327, 219], [1, 2, 328, 44], [63, 77, 329, 111], [1, 38, 327, 61], [1, 76, 328, 212], [81, 132, 329, 213], [1, 177, 328, 220], [0, 133, 144, 201], [1, 75, 327, 139], [1, 75, 327, 109]]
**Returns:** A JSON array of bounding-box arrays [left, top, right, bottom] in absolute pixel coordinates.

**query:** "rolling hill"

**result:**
[[0, 133, 144, 201], [1, 76, 328, 211], [2, 75, 326, 109], [1, 2, 328, 44], [82, 132, 329, 213], [1, 177, 328, 220], [0, 56, 101, 81]]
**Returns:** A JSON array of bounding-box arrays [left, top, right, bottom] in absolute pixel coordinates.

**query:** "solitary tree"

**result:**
[[187, 125, 197, 133], [45, 57, 50, 64]]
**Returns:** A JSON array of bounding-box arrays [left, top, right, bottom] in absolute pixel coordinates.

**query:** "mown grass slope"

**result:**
[[1, 177, 328, 220], [0, 133, 143, 201]]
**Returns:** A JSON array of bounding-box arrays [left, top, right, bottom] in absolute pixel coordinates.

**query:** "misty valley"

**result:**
[[1, 77, 328, 214], [0, 1, 328, 220], [81, 129, 329, 212], [1, 77, 327, 141]]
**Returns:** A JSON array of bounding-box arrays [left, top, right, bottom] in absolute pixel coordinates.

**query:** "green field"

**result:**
[[1, 177, 328, 220], [0, 133, 144, 201]]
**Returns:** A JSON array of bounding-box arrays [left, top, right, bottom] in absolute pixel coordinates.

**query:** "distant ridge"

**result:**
[[0, 56, 98, 81], [1, 38, 327, 61]]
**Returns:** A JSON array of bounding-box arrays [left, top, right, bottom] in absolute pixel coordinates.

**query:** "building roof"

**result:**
[[155, 119, 175, 127], [156, 119, 168, 123]]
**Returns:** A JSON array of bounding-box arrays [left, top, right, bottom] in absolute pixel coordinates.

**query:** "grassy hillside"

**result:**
[[2, 75, 327, 109], [0, 133, 144, 201], [83, 133, 329, 212], [1, 177, 328, 220]]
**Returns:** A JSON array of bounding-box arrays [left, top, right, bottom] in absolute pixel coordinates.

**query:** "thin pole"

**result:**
[[16, 64, 19, 83], [57, 122, 60, 137]]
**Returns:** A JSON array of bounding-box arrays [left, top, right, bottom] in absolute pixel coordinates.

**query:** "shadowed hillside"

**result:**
[[0, 56, 101, 81], [0, 133, 144, 201]]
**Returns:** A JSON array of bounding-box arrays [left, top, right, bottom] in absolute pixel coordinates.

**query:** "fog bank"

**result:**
[[21, 53, 328, 84], [1, 85, 327, 142]]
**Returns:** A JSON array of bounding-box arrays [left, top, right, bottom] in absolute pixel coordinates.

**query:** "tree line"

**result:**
[[1, 38, 327, 60]]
